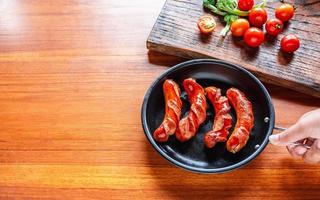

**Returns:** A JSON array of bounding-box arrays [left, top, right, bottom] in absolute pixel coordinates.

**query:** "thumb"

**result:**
[[269, 124, 305, 146]]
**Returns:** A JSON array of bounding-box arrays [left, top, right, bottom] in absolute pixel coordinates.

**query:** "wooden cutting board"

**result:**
[[147, 0, 320, 97]]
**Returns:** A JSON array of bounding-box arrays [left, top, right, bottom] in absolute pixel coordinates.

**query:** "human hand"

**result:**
[[269, 109, 320, 164]]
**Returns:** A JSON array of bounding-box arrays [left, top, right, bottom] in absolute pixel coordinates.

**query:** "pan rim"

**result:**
[[141, 58, 275, 174]]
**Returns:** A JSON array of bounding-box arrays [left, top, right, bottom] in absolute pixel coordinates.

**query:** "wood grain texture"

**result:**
[[147, 0, 320, 97], [0, 0, 319, 199]]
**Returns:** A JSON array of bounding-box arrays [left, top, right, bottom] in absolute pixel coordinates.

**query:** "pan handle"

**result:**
[[272, 126, 311, 149]]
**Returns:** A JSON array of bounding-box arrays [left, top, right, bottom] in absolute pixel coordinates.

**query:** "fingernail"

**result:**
[[269, 134, 279, 145], [296, 147, 307, 155]]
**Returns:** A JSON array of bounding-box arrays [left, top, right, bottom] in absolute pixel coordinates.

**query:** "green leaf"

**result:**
[[216, 0, 249, 16], [220, 15, 238, 37], [253, 0, 267, 8], [203, 0, 228, 16]]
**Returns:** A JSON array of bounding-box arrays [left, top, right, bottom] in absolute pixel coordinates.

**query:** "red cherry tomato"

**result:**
[[248, 8, 268, 27], [244, 27, 265, 47], [281, 34, 300, 53], [265, 18, 283, 36], [238, 0, 254, 11], [231, 18, 250, 37], [275, 4, 294, 22], [197, 15, 216, 34]]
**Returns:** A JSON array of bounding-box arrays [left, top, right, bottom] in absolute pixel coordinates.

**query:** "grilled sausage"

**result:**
[[226, 88, 254, 153], [204, 87, 232, 148], [153, 80, 182, 142], [176, 78, 206, 142]]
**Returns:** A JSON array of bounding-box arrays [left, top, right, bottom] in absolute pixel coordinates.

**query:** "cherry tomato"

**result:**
[[231, 18, 250, 37], [248, 8, 268, 27], [197, 15, 216, 34], [281, 34, 300, 53], [265, 19, 283, 36], [275, 4, 294, 22], [244, 27, 265, 47], [238, 0, 254, 11]]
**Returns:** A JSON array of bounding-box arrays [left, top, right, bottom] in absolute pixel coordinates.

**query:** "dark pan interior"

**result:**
[[141, 59, 275, 173]]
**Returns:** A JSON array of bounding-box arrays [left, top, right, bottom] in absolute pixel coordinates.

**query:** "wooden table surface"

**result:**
[[0, 0, 319, 199]]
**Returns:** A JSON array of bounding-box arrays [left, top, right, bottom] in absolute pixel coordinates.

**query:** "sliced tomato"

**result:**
[[197, 15, 216, 34]]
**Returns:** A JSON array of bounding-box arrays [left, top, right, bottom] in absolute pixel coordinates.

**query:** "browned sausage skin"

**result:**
[[175, 78, 207, 142], [204, 87, 232, 148], [226, 88, 254, 153], [153, 80, 182, 142]]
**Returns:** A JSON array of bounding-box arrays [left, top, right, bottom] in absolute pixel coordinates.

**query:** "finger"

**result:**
[[269, 124, 306, 146], [286, 145, 301, 159], [301, 109, 320, 120], [303, 139, 320, 164], [286, 144, 308, 159]]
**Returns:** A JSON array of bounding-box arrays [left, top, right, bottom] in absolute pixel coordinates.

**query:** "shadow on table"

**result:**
[[144, 141, 320, 199], [276, 158, 320, 198], [147, 50, 187, 67], [144, 142, 246, 199], [264, 83, 320, 107]]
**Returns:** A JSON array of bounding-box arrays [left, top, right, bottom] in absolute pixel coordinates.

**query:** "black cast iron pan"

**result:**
[[141, 59, 275, 173]]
